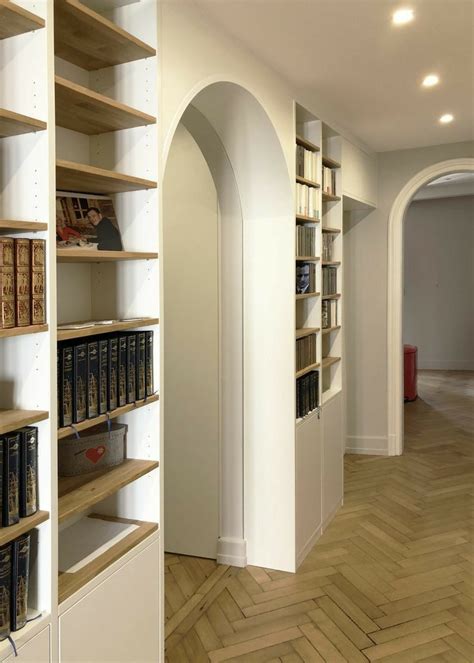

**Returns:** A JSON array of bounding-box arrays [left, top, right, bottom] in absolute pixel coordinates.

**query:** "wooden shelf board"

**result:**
[[0, 109, 46, 138], [296, 362, 320, 379], [55, 76, 156, 135], [296, 135, 320, 152], [296, 292, 320, 300], [322, 325, 341, 335], [54, 0, 156, 70], [0, 408, 49, 436], [0, 323, 48, 339], [57, 159, 157, 194], [58, 458, 159, 523], [295, 327, 320, 339], [0, 511, 49, 547], [322, 293, 341, 300], [296, 214, 320, 224], [57, 249, 158, 263], [296, 175, 320, 189], [322, 192, 341, 202], [322, 261, 341, 266], [58, 514, 157, 603], [322, 156, 341, 169], [0, 0, 44, 40], [322, 226, 341, 234], [322, 356, 341, 369], [296, 256, 319, 261], [57, 317, 159, 342], [58, 394, 159, 439], [0, 220, 47, 233]]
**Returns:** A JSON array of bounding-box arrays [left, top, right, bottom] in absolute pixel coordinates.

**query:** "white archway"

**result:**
[[387, 157, 474, 456]]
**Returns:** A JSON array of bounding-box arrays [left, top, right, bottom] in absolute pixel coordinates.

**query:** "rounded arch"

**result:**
[[162, 81, 295, 570], [387, 157, 474, 456]]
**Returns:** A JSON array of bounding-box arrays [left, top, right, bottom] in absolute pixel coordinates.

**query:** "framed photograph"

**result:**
[[56, 192, 123, 251]]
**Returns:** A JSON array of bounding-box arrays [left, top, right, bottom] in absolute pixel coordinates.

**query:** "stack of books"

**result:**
[[322, 266, 337, 295], [0, 427, 39, 527], [296, 372, 319, 419], [322, 233, 335, 261], [296, 336, 317, 372], [0, 532, 32, 638], [323, 167, 337, 196], [322, 300, 338, 329], [296, 226, 316, 257]]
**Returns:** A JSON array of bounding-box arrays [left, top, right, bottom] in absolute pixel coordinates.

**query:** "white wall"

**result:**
[[344, 141, 474, 455], [403, 195, 474, 370], [163, 123, 219, 559]]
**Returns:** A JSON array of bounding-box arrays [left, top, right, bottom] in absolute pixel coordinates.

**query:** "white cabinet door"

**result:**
[[60, 539, 160, 663], [296, 414, 322, 565], [4, 626, 50, 662], [322, 393, 344, 525]]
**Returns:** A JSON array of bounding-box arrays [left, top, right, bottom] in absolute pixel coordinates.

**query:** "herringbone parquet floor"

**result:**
[[165, 371, 474, 662]]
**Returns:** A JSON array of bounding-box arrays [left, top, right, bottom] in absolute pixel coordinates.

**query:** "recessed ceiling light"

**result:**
[[439, 113, 454, 124], [422, 74, 440, 87], [392, 8, 415, 25]]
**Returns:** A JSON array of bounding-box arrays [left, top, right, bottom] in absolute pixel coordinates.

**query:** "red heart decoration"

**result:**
[[85, 446, 106, 464]]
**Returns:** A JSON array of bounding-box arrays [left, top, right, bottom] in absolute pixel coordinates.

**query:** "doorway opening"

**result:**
[[387, 158, 474, 455]]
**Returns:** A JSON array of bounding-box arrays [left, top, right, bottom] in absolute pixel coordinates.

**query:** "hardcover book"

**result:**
[[14, 239, 31, 327], [145, 331, 154, 397], [3, 433, 20, 527], [73, 343, 87, 423], [30, 239, 46, 325], [98, 339, 108, 415], [59, 345, 74, 427], [0, 238, 15, 329], [107, 337, 118, 411], [136, 332, 146, 401], [0, 544, 11, 639], [11, 533, 30, 632], [118, 336, 127, 408], [87, 341, 99, 419], [126, 334, 137, 404], [18, 427, 38, 518]]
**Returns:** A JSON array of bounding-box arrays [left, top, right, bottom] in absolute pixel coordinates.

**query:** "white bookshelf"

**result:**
[[0, 1, 161, 660]]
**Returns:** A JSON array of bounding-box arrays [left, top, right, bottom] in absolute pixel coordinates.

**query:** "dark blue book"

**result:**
[[98, 339, 108, 415], [126, 334, 137, 404], [3, 434, 20, 527], [118, 336, 127, 408], [87, 340, 99, 419], [18, 427, 38, 518], [136, 332, 146, 401], [0, 543, 11, 639], [107, 337, 118, 411], [73, 343, 87, 423], [145, 331, 154, 397], [59, 345, 73, 427], [11, 533, 29, 632]]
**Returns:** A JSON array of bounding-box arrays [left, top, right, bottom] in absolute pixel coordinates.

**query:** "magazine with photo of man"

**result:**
[[56, 192, 123, 251]]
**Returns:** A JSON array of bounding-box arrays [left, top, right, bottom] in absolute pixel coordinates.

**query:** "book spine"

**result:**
[[14, 239, 31, 327], [0, 543, 11, 639], [145, 331, 154, 397], [87, 341, 99, 419], [0, 238, 15, 329], [126, 334, 137, 404], [107, 337, 118, 411], [73, 343, 87, 423], [11, 533, 30, 632], [0, 439, 3, 527], [30, 239, 46, 325], [98, 339, 108, 415], [3, 434, 20, 527], [136, 332, 146, 401], [18, 427, 38, 518], [59, 345, 73, 427], [118, 336, 127, 407]]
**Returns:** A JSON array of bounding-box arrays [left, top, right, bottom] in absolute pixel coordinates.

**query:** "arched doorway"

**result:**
[[162, 82, 293, 567], [387, 157, 474, 456]]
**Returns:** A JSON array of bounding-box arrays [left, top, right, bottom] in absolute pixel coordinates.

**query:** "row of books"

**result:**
[[0, 427, 38, 528], [322, 266, 338, 295], [58, 331, 154, 428], [295, 184, 319, 219], [322, 233, 335, 262], [296, 335, 317, 372], [296, 263, 316, 295], [296, 145, 319, 183], [296, 226, 316, 257], [323, 167, 337, 196], [0, 238, 46, 329], [322, 300, 338, 329], [296, 371, 319, 420], [0, 532, 31, 638]]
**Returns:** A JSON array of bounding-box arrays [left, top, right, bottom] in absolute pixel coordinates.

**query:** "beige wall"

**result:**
[[344, 141, 474, 454], [404, 195, 474, 370]]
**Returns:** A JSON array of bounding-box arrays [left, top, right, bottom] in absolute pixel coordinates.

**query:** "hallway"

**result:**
[[165, 371, 474, 661]]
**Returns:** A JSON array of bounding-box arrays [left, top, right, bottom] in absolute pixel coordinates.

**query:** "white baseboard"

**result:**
[[217, 537, 247, 568], [346, 435, 389, 456], [296, 524, 322, 569], [418, 360, 474, 370]]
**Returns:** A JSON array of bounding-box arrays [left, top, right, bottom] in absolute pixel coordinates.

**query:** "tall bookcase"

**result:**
[[0, 1, 162, 660]]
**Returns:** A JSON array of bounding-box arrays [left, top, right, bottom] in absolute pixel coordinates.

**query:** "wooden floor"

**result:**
[[165, 370, 474, 662]]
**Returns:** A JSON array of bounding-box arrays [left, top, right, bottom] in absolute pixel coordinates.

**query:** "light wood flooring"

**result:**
[[165, 370, 473, 662]]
